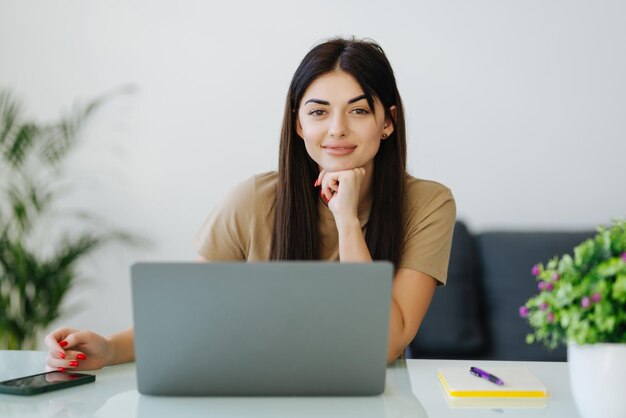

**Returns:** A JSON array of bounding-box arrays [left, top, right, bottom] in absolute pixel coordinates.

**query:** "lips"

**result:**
[[321, 144, 357, 149], [322, 145, 357, 156]]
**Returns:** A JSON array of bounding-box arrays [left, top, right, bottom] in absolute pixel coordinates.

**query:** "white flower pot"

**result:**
[[568, 343, 626, 418]]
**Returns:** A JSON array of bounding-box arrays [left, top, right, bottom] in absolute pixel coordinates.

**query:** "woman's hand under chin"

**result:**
[[315, 167, 366, 224]]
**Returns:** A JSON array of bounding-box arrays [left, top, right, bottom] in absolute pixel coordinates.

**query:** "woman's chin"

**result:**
[[318, 162, 358, 173]]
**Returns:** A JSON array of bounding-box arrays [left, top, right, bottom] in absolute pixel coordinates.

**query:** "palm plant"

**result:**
[[0, 87, 139, 349]]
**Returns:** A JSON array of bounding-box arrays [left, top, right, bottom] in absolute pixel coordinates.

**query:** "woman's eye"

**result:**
[[352, 108, 369, 115], [308, 109, 326, 116]]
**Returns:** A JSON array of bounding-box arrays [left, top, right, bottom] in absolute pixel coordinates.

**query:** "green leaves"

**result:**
[[613, 274, 626, 303], [7, 123, 40, 168], [0, 87, 141, 350], [522, 219, 626, 349], [0, 230, 108, 349], [0, 86, 133, 174], [0, 91, 21, 149]]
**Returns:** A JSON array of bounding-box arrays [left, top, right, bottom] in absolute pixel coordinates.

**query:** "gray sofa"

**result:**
[[407, 221, 594, 361]]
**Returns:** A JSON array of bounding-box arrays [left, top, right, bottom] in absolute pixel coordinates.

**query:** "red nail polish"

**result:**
[[58, 351, 66, 359], [58, 367, 65, 372], [76, 353, 87, 360], [314, 179, 320, 187], [69, 361, 79, 367], [59, 340, 68, 347]]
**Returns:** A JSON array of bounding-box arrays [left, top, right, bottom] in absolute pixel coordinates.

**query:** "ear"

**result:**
[[389, 105, 397, 124], [383, 105, 397, 139], [295, 115, 304, 139]]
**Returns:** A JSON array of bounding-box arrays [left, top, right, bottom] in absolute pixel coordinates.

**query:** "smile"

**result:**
[[322, 146, 356, 156]]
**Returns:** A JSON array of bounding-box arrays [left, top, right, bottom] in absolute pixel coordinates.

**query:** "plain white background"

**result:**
[[1, 1, 624, 345]]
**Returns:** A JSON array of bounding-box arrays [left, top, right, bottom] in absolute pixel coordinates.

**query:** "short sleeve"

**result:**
[[192, 176, 256, 261], [398, 186, 456, 286]]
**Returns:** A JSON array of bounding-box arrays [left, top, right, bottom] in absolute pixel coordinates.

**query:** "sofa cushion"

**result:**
[[407, 221, 486, 358], [476, 230, 595, 361]]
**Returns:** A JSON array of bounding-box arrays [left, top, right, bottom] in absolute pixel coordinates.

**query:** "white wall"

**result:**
[[1, 0, 624, 345]]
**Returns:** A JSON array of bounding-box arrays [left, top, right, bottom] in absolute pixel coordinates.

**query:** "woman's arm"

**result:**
[[336, 219, 436, 363], [106, 327, 136, 365], [386, 268, 436, 362]]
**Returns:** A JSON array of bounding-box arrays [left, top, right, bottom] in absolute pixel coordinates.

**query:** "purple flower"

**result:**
[[531, 265, 541, 276], [592, 293, 601, 303], [538, 281, 545, 291], [581, 296, 591, 308], [547, 312, 555, 323], [540, 302, 548, 311], [519, 306, 529, 318], [552, 273, 560, 281], [621, 252, 626, 262], [544, 282, 554, 291]]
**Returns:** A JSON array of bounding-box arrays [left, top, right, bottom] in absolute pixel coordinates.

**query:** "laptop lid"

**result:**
[[131, 262, 393, 396]]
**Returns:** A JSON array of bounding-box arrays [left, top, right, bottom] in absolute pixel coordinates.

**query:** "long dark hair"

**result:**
[[270, 37, 407, 268]]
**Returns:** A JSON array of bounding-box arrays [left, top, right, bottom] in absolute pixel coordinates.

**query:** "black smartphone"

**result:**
[[0, 371, 95, 395]]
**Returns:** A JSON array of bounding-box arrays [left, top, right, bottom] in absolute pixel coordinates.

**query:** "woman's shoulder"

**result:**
[[214, 170, 277, 213], [252, 170, 279, 195], [403, 173, 455, 211], [226, 170, 277, 196], [225, 171, 277, 218]]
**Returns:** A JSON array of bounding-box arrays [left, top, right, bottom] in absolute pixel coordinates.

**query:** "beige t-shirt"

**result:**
[[194, 171, 456, 285]]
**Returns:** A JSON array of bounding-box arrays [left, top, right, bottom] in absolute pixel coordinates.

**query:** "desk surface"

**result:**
[[0, 351, 580, 418]]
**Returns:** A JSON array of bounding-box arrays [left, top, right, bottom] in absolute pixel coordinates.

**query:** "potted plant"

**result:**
[[520, 219, 626, 418], [0, 88, 140, 350]]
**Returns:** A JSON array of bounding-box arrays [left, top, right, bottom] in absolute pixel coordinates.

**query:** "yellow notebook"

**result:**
[[437, 367, 549, 400]]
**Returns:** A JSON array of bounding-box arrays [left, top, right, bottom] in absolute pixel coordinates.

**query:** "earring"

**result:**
[[382, 133, 388, 139]]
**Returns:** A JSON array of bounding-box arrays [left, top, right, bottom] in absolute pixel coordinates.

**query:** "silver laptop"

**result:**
[[131, 262, 393, 396]]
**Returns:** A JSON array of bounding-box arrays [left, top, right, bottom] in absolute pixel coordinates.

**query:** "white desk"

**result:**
[[0, 351, 581, 417]]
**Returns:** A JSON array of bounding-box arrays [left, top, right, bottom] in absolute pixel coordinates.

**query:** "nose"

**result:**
[[329, 113, 348, 138]]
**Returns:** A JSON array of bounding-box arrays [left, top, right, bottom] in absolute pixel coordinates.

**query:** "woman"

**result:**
[[44, 37, 456, 371]]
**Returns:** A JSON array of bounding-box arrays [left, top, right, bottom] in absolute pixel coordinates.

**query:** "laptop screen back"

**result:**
[[131, 262, 393, 396]]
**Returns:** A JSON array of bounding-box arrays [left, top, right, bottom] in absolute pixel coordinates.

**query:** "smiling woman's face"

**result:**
[[296, 70, 394, 173]]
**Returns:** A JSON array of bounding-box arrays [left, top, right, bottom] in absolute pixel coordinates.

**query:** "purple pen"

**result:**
[[469, 366, 504, 385]]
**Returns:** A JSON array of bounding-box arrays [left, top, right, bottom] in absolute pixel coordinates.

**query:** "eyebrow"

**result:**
[[303, 94, 367, 106]]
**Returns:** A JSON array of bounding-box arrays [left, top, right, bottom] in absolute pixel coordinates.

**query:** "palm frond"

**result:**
[[6, 123, 40, 169], [0, 90, 22, 150], [3, 178, 53, 236], [39, 92, 110, 166], [107, 229, 153, 249], [6, 182, 30, 234], [27, 180, 54, 214], [51, 233, 105, 273]]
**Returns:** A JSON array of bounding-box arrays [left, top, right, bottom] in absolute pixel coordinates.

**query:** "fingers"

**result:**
[[316, 168, 364, 188], [46, 349, 87, 371], [315, 167, 366, 204], [314, 169, 326, 188], [58, 331, 84, 350], [44, 327, 78, 352], [44, 328, 90, 369], [45, 327, 79, 365], [315, 170, 332, 203], [44, 327, 109, 372], [64, 349, 88, 361], [320, 178, 336, 203]]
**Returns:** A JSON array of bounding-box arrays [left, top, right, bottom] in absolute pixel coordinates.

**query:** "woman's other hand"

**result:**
[[44, 327, 114, 372]]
